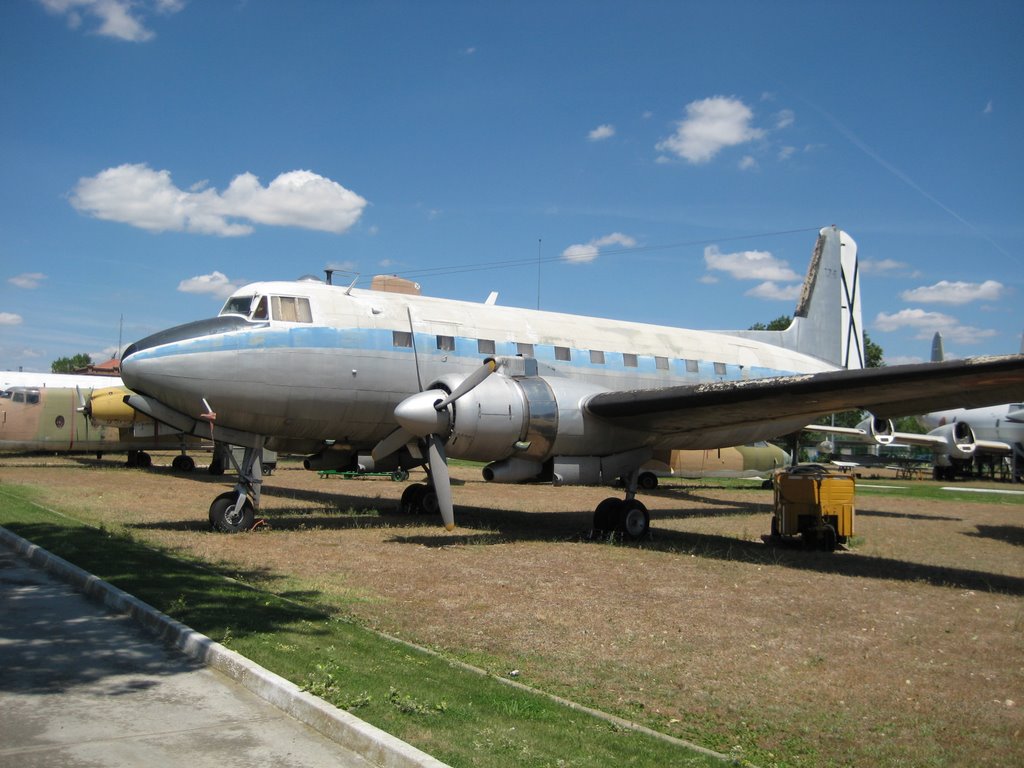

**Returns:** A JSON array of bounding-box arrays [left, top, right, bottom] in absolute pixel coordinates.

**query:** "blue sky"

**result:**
[[1, 0, 1021, 372]]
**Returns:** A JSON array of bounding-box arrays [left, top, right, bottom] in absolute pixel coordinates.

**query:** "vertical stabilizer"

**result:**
[[931, 332, 945, 362], [731, 225, 865, 369]]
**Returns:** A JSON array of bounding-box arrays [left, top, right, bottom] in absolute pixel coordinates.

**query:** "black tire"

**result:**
[[593, 497, 622, 534], [393, 469, 410, 482], [618, 499, 650, 540], [399, 483, 426, 514], [137, 452, 152, 468], [638, 472, 658, 490], [820, 524, 838, 552], [172, 455, 196, 473], [419, 488, 440, 516], [209, 491, 255, 533]]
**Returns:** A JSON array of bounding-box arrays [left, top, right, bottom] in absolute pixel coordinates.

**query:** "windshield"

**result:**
[[220, 295, 255, 317]]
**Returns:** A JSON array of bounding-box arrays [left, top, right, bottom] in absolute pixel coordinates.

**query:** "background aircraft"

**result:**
[[811, 332, 1023, 481], [0, 381, 203, 470], [118, 226, 1024, 535]]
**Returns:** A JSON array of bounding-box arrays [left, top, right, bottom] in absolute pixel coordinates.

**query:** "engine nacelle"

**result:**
[[303, 447, 354, 471], [428, 370, 617, 464], [855, 415, 895, 445], [930, 421, 976, 460], [482, 457, 545, 483]]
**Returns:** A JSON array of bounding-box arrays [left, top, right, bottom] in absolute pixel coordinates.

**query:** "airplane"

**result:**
[[641, 443, 791, 486], [809, 332, 1024, 481], [117, 225, 1024, 535], [0, 381, 203, 470]]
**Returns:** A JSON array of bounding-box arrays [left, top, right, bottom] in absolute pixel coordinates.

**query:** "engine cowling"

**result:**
[[930, 421, 976, 460], [855, 415, 895, 445], [426, 371, 621, 465]]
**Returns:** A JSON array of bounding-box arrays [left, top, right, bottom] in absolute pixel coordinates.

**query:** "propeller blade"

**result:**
[[426, 434, 455, 530], [372, 426, 414, 462], [434, 358, 497, 410], [75, 386, 90, 416]]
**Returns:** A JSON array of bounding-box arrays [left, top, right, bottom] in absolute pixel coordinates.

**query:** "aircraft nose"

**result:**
[[121, 315, 268, 393], [122, 316, 262, 363]]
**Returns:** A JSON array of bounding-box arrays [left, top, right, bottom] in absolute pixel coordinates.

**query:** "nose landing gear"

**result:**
[[208, 442, 264, 533]]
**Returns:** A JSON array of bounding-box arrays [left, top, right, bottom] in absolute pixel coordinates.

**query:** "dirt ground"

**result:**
[[2, 453, 1022, 767]]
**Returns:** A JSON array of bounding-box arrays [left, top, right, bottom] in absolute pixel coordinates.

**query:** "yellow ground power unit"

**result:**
[[771, 465, 855, 551]]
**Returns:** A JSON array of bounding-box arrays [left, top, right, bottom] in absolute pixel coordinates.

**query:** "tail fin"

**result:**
[[931, 332, 945, 362], [733, 225, 865, 369]]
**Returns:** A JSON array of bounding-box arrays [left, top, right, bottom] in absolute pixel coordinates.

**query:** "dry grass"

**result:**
[[2, 453, 1022, 766]]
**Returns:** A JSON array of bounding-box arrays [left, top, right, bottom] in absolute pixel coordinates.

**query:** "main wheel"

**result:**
[[593, 497, 623, 535], [618, 499, 650, 539], [399, 483, 427, 514], [638, 472, 658, 490], [172, 455, 196, 473], [209, 491, 255, 533], [419, 488, 440, 516]]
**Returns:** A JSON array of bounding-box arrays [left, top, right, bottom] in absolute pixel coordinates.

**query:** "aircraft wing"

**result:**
[[585, 354, 1024, 441]]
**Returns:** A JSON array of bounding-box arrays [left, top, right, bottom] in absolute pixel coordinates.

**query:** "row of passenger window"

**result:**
[[392, 331, 730, 375]]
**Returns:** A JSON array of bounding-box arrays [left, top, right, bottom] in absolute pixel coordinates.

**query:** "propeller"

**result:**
[[75, 386, 91, 417], [371, 358, 498, 530]]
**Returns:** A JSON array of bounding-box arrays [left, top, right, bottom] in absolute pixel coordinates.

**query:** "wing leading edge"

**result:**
[[584, 354, 1024, 443]]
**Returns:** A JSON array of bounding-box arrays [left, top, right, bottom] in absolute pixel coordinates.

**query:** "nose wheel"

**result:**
[[208, 442, 264, 533], [209, 491, 255, 533]]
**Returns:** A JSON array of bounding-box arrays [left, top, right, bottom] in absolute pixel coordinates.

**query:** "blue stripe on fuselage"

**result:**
[[129, 325, 794, 383]]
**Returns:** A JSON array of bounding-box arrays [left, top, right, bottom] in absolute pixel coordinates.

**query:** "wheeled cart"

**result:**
[[771, 465, 854, 551]]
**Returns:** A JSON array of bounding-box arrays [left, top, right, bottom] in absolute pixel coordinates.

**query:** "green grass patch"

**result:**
[[854, 481, 1024, 505], [0, 486, 724, 768]]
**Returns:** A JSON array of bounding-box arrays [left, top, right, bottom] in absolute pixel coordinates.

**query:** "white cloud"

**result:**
[[71, 164, 368, 237], [177, 271, 243, 300], [775, 109, 795, 129], [873, 308, 997, 343], [561, 232, 637, 265], [745, 281, 802, 301], [900, 280, 1004, 305], [0, 312, 23, 326], [738, 155, 757, 171], [984, 100, 993, 115], [656, 96, 765, 164], [704, 245, 800, 282], [777, 146, 796, 161], [588, 124, 616, 141], [37, 0, 183, 42], [8, 273, 46, 289]]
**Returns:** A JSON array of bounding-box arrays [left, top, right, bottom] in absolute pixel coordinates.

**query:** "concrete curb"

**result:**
[[0, 526, 450, 768]]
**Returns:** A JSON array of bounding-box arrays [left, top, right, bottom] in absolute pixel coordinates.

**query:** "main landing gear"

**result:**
[[399, 483, 440, 516], [593, 468, 650, 540], [209, 443, 264, 533]]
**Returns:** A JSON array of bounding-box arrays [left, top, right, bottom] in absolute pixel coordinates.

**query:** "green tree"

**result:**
[[747, 315, 792, 331], [51, 353, 92, 373], [749, 316, 885, 429]]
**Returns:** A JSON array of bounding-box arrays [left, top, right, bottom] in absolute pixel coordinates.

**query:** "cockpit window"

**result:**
[[271, 296, 313, 323], [252, 296, 269, 320], [10, 388, 40, 404], [221, 295, 255, 317]]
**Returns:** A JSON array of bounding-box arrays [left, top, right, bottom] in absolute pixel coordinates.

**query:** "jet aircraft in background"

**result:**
[[810, 332, 1023, 480], [118, 226, 1024, 535]]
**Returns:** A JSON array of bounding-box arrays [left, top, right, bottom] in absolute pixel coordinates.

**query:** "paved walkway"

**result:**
[[0, 545, 377, 768]]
